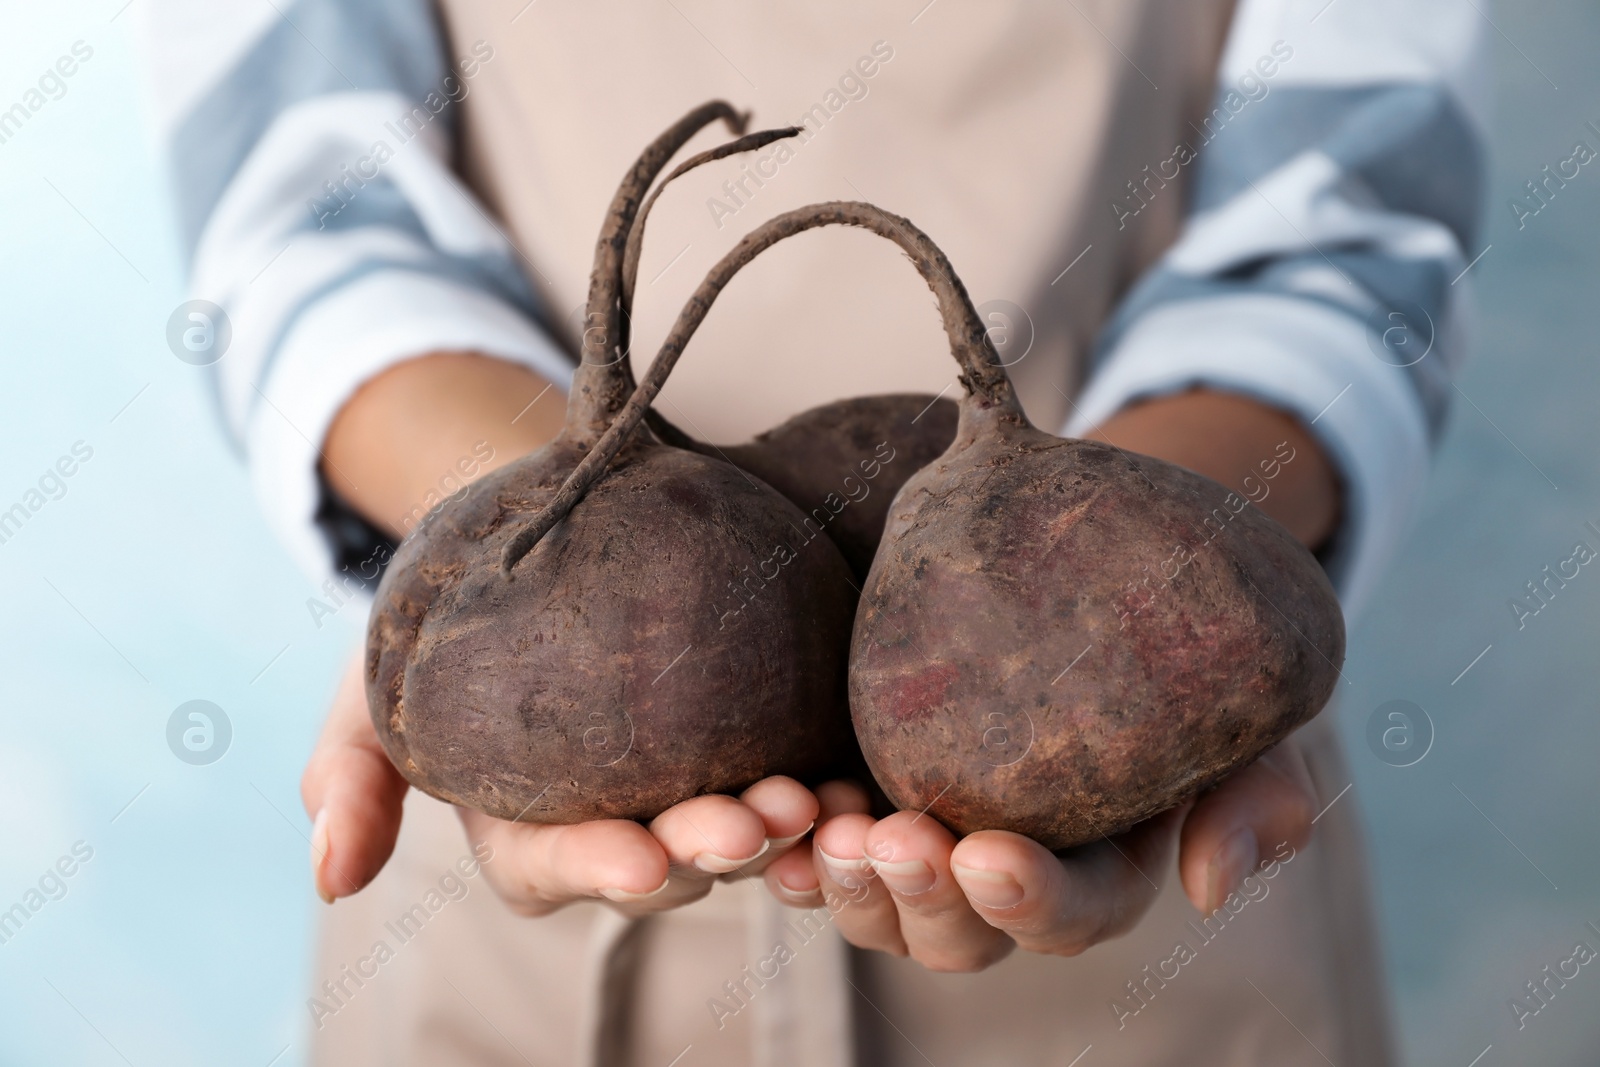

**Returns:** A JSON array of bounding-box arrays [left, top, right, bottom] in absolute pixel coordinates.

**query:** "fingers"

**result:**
[[434, 775, 834, 922], [813, 812, 906, 955], [729, 776, 821, 878], [764, 845, 826, 907], [465, 777, 820, 918], [650, 793, 774, 876], [300, 656, 409, 902], [460, 810, 671, 917], [638, 779, 820, 907], [950, 806, 1184, 958], [1179, 739, 1317, 913], [863, 813, 1013, 972], [762, 780, 870, 908]]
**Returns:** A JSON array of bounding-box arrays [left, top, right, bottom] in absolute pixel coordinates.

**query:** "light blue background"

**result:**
[[1, 1, 1598, 1064], [0, 4, 354, 1064]]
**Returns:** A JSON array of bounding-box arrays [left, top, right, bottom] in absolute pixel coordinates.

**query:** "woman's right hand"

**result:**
[[300, 654, 822, 917]]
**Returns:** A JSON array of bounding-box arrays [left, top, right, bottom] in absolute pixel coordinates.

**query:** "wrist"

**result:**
[[1084, 388, 1341, 549], [322, 351, 565, 540]]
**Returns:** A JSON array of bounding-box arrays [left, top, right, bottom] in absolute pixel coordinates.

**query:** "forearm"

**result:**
[[326, 365, 1339, 551], [322, 352, 566, 540], [1084, 388, 1340, 550]]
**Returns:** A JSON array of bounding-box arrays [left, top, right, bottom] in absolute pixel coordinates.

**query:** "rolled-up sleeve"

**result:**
[[1066, 0, 1488, 620], [137, 0, 572, 581]]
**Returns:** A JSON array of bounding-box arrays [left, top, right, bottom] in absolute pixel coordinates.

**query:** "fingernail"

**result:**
[[693, 838, 770, 874], [766, 821, 815, 852], [817, 847, 870, 889], [772, 874, 820, 906], [870, 858, 935, 896], [951, 864, 1024, 909], [601, 876, 670, 903], [1207, 827, 1258, 912], [310, 809, 334, 904]]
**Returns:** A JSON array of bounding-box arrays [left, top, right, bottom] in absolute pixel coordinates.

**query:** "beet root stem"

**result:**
[[502, 201, 1019, 574]]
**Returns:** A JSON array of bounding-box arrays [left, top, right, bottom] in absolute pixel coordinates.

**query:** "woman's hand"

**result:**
[[301, 655, 822, 916], [762, 739, 1317, 971]]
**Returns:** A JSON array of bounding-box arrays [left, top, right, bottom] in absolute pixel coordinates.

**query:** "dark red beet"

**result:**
[[713, 396, 958, 579], [363, 107, 858, 823], [539, 200, 1346, 849]]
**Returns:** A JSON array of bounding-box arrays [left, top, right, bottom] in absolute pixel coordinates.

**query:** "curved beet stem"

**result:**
[[569, 101, 748, 439], [628, 125, 803, 452], [621, 126, 803, 309], [502, 201, 1021, 574]]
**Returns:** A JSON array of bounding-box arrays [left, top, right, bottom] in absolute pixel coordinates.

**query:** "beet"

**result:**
[[644, 390, 958, 580], [615, 121, 960, 577], [710, 397, 958, 579], [363, 106, 858, 823], [539, 200, 1345, 849]]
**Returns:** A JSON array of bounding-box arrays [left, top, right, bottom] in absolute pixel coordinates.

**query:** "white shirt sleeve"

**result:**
[[1067, 0, 1488, 620], [136, 0, 573, 582]]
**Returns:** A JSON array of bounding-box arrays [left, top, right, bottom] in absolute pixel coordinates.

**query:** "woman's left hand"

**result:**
[[761, 736, 1317, 972]]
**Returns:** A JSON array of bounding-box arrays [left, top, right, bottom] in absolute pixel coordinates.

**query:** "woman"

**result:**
[[142, 0, 1484, 1061]]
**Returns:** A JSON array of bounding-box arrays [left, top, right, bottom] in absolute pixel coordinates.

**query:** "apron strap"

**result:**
[[578, 908, 647, 1067]]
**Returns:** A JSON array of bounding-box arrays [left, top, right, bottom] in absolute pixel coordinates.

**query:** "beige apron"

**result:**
[[310, 3, 1396, 1063]]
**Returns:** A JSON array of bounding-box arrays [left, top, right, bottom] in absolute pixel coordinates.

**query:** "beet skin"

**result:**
[[367, 437, 856, 822], [850, 404, 1344, 848], [715, 394, 958, 579]]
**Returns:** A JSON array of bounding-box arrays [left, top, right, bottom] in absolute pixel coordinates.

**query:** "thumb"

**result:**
[[300, 654, 409, 901], [1178, 738, 1317, 914]]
